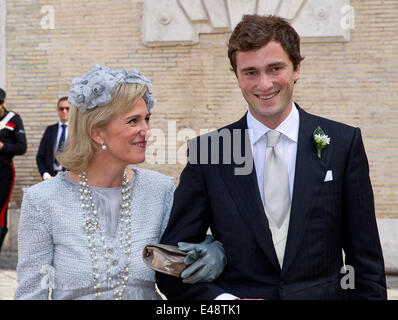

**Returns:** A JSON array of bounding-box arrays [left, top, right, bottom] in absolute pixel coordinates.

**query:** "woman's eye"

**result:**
[[128, 118, 137, 125]]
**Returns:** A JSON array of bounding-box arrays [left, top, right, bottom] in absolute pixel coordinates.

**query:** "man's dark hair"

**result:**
[[0, 88, 5, 105], [228, 14, 304, 75], [57, 96, 69, 108]]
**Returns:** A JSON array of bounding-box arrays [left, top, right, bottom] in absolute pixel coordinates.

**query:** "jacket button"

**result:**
[[279, 281, 285, 289]]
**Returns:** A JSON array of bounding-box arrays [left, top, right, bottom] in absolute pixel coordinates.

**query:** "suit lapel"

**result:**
[[281, 106, 333, 276], [50, 123, 58, 149], [218, 114, 281, 272]]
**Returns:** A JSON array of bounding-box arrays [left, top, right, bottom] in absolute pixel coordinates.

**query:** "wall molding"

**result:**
[[142, 0, 351, 47]]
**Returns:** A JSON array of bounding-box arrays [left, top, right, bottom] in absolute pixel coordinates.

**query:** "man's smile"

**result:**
[[255, 91, 280, 101]]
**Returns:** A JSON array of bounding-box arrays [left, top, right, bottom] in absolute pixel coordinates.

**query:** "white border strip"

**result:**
[[0, 0, 6, 90]]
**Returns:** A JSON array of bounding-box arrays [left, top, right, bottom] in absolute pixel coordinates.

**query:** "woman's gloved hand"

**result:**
[[177, 235, 227, 284]]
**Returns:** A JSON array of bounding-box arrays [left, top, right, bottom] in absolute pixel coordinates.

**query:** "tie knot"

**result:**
[[266, 130, 281, 148], [61, 124, 66, 129]]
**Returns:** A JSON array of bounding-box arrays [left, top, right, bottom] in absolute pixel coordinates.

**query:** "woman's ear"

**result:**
[[91, 127, 103, 145]]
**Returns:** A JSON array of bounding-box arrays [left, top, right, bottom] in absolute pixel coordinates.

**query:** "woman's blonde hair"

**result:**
[[58, 82, 147, 173]]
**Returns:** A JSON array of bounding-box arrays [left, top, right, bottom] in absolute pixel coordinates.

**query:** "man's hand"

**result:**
[[177, 235, 227, 284], [0, 141, 3, 150]]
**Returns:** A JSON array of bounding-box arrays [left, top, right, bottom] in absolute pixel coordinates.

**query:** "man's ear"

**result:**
[[293, 63, 301, 84]]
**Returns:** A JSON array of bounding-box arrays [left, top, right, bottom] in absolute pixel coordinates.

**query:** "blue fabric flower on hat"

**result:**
[[68, 64, 155, 113], [124, 69, 156, 112]]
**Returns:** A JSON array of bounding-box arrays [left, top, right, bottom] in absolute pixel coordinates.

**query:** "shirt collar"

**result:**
[[246, 102, 299, 145], [58, 121, 68, 127]]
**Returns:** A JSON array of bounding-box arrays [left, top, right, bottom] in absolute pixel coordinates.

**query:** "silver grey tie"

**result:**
[[263, 130, 291, 228]]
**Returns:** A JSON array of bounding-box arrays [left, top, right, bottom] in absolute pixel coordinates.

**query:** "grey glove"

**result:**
[[177, 235, 227, 284]]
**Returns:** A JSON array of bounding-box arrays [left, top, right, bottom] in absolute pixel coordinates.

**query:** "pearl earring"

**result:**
[[100, 141, 107, 151]]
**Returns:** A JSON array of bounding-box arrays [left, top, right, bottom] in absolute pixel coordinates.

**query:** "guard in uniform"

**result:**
[[0, 88, 27, 251]]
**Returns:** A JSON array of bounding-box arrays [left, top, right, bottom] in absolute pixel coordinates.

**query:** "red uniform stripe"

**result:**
[[6, 122, 15, 129], [0, 162, 15, 227]]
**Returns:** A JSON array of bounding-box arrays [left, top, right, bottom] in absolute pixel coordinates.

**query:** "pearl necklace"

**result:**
[[79, 171, 132, 300]]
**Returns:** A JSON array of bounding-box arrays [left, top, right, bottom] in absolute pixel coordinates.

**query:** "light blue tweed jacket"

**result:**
[[14, 168, 174, 300]]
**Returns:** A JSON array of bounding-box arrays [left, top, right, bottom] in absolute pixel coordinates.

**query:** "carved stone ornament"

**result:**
[[142, 0, 351, 47]]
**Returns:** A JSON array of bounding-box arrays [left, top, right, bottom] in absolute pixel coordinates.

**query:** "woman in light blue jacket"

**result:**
[[15, 65, 226, 300]]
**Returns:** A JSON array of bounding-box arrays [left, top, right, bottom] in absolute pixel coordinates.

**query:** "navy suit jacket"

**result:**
[[156, 105, 387, 300], [36, 123, 59, 177]]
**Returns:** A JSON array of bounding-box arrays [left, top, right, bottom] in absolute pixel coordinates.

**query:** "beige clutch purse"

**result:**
[[142, 243, 188, 277]]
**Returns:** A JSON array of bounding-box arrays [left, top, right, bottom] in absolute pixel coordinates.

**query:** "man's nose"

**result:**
[[257, 73, 273, 91]]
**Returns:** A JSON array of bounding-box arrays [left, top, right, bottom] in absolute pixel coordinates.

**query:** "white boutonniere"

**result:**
[[313, 126, 330, 159]]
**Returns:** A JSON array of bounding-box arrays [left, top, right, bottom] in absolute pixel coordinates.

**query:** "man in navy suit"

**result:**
[[156, 15, 386, 299], [36, 96, 70, 180]]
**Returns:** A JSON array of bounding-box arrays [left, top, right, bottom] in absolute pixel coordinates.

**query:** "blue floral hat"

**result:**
[[68, 64, 155, 113]]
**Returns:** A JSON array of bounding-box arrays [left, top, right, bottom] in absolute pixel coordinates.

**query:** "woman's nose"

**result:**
[[145, 129, 151, 140], [139, 124, 151, 139]]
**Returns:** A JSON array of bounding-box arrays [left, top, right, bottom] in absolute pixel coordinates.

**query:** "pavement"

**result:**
[[1, 252, 397, 300], [0, 253, 18, 300]]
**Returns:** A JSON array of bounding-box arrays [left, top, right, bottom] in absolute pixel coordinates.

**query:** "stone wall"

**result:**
[[0, 0, 6, 89], [2, 0, 398, 219]]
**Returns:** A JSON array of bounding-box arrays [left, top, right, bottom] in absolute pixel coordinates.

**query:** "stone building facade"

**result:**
[[1, 0, 397, 221]]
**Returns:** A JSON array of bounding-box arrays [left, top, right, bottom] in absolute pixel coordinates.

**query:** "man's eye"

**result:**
[[246, 71, 257, 76]]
